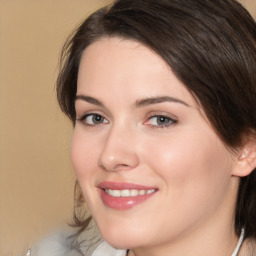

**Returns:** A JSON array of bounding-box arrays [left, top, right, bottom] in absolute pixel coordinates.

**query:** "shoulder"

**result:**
[[29, 228, 75, 256], [28, 224, 126, 256]]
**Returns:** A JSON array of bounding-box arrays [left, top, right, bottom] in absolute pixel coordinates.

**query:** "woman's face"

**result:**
[[72, 37, 239, 250]]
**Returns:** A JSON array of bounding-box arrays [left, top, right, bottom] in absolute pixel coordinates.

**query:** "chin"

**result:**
[[98, 224, 147, 249]]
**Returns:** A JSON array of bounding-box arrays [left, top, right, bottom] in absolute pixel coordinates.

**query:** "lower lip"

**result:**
[[99, 189, 156, 210]]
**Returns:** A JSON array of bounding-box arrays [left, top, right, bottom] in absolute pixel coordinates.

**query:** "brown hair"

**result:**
[[57, 0, 256, 239]]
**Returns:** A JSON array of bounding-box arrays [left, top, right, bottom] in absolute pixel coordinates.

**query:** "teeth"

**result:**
[[130, 189, 139, 196], [146, 189, 155, 194], [120, 189, 130, 197], [112, 190, 121, 197], [105, 189, 155, 197], [139, 190, 146, 195]]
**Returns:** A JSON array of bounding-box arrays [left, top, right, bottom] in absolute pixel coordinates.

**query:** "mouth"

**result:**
[[97, 182, 158, 210], [104, 188, 156, 197]]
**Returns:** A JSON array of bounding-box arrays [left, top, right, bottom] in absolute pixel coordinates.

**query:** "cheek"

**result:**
[[71, 129, 98, 180], [137, 131, 235, 238], [71, 129, 102, 207], [142, 130, 233, 199]]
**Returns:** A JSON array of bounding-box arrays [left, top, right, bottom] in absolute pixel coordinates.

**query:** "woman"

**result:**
[[31, 0, 256, 255]]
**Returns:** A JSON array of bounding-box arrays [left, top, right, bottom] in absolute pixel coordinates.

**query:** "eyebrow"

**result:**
[[135, 96, 189, 107], [75, 95, 189, 108], [75, 95, 105, 107]]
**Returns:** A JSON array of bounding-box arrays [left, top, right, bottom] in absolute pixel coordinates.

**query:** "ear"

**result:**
[[232, 138, 256, 177]]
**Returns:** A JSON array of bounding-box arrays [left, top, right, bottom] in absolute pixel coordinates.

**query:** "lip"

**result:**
[[98, 181, 156, 190], [97, 181, 158, 210]]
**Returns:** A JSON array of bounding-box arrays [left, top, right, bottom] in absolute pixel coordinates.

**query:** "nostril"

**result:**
[[98, 143, 140, 171], [99, 161, 132, 172], [113, 164, 131, 171]]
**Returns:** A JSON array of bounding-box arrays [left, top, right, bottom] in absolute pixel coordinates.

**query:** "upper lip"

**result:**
[[97, 181, 157, 190]]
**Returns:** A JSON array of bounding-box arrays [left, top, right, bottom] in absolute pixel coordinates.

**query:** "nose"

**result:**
[[98, 125, 139, 172]]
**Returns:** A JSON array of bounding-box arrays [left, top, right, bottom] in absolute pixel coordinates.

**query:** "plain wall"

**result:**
[[0, 0, 255, 255], [0, 1, 110, 255]]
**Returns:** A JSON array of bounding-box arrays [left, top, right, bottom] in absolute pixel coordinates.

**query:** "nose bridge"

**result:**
[[98, 121, 139, 171]]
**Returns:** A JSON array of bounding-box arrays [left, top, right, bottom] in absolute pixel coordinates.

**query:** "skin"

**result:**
[[71, 37, 245, 256]]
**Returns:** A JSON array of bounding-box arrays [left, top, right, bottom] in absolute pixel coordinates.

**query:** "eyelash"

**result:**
[[145, 115, 177, 128], [76, 113, 177, 128], [77, 113, 109, 127]]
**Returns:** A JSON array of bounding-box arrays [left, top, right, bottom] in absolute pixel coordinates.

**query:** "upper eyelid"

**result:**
[[75, 103, 112, 120], [145, 110, 178, 120], [76, 109, 109, 119]]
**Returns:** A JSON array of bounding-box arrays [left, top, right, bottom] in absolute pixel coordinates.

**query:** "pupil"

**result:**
[[158, 116, 168, 124], [94, 115, 102, 123]]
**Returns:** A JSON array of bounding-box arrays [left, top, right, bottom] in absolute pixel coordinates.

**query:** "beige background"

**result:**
[[1, 1, 255, 255]]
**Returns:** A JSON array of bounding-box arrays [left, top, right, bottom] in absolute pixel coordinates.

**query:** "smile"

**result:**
[[104, 189, 156, 197], [98, 182, 158, 210]]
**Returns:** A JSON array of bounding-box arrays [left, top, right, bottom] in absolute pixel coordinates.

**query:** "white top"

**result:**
[[28, 222, 245, 256], [29, 238, 126, 256], [92, 241, 126, 256], [29, 222, 127, 256]]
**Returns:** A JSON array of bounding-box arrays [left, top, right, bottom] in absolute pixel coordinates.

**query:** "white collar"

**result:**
[[92, 241, 126, 256]]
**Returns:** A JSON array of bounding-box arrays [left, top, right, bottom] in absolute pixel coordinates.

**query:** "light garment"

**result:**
[[29, 220, 126, 256], [91, 242, 126, 256], [28, 221, 245, 256], [30, 237, 126, 256]]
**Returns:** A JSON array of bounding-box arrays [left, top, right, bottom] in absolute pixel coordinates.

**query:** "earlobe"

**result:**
[[232, 141, 256, 177]]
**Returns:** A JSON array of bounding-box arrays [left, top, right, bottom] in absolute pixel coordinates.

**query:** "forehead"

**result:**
[[77, 37, 196, 107], [78, 37, 169, 79]]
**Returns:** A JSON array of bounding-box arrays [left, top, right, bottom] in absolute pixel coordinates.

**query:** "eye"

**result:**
[[146, 115, 177, 127], [77, 113, 108, 126]]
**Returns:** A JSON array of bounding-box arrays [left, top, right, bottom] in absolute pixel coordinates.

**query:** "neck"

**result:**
[[128, 223, 239, 256]]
